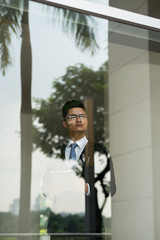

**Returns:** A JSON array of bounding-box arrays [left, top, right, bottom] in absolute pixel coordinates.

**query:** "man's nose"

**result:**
[[76, 115, 82, 121]]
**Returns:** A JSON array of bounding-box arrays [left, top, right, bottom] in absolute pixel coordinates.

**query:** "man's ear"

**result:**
[[62, 120, 67, 128]]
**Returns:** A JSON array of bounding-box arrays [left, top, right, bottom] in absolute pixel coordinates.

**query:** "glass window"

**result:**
[[0, 1, 160, 239]]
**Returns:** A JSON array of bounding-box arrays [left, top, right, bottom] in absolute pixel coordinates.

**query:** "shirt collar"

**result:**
[[67, 136, 88, 149]]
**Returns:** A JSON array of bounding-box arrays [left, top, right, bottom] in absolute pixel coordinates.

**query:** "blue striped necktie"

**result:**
[[69, 143, 78, 160]]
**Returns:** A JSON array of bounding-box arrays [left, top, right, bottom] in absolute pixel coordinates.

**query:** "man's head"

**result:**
[[62, 100, 88, 139], [62, 100, 86, 120]]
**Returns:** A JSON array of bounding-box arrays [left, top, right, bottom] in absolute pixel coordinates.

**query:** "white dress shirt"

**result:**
[[65, 136, 88, 160]]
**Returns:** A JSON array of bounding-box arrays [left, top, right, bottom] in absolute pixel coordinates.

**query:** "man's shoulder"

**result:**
[[86, 140, 110, 153]]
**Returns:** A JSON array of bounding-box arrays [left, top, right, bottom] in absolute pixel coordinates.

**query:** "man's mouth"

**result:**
[[76, 124, 83, 127]]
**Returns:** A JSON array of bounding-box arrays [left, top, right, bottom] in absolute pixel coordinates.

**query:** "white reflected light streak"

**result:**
[[33, 0, 160, 32]]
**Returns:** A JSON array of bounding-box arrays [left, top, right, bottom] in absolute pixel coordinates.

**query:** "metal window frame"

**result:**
[[0, 233, 112, 238], [33, 0, 160, 32]]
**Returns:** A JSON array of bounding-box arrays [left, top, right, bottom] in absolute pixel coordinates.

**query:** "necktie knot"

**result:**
[[71, 143, 77, 149], [69, 143, 78, 160]]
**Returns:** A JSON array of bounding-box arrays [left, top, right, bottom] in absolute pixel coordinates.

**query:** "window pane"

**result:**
[[0, 1, 160, 240]]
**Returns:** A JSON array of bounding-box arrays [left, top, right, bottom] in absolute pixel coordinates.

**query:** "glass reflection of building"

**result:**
[[0, 0, 160, 240]]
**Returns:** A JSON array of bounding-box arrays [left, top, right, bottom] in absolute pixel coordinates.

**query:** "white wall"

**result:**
[[149, 51, 160, 240], [109, 41, 155, 240]]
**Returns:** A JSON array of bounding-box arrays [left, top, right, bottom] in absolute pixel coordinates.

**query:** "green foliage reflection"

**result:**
[[33, 61, 108, 156]]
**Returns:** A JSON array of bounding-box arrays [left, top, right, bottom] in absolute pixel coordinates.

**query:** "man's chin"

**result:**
[[72, 128, 85, 133]]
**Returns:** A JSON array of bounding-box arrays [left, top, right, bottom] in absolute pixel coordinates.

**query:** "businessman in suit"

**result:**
[[62, 100, 90, 195], [45, 100, 116, 234]]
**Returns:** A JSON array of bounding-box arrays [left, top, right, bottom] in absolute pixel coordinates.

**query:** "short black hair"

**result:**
[[62, 100, 86, 120]]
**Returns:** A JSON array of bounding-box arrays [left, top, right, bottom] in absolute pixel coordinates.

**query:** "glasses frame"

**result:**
[[65, 114, 86, 121]]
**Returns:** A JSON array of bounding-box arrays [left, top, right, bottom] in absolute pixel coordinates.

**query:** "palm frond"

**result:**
[[61, 9, 99, 55], [49, 7, 99, 55], [0, 0, 22, 75]]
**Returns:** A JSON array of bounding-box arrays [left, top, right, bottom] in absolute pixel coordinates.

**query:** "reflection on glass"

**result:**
[[0, 0, 110, 237], [39, 99, 116, 236], [1, 0, 160, 238]]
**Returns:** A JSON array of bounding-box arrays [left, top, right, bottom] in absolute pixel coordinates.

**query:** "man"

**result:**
[[62, 100, 90, 194], [43, 100, 116, 234], [61, 100, 116, 195]]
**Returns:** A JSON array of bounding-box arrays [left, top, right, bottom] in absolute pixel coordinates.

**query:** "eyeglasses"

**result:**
[[65, 114, 86, 120]]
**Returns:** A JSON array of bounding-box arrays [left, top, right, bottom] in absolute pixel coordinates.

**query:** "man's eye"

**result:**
[[80, 114, 85, 118], [70, 115, 76, 119]]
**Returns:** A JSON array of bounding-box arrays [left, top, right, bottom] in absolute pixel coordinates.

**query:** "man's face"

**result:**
[[63, 107, 88, 135]]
